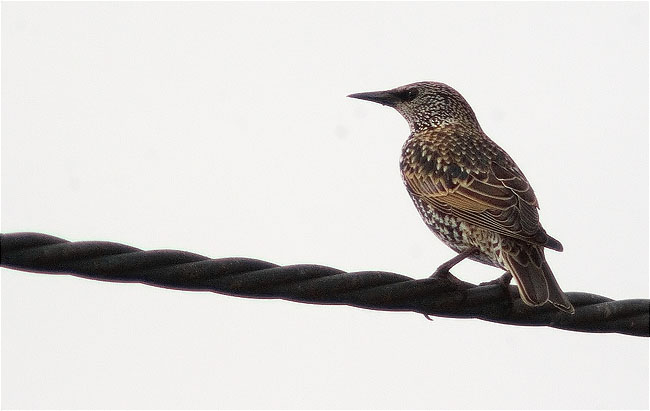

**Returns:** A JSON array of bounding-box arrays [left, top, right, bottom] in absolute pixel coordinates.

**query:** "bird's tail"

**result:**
[[501, 241, 574, 314]]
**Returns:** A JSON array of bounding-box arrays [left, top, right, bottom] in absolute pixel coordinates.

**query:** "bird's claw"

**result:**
[[429, 267, 463, 285], [479, 271, 514, 307], [479, 271, 513, 288]]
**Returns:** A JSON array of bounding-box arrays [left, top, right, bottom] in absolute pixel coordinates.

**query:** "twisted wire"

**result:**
[[1, 232, 648, 337]]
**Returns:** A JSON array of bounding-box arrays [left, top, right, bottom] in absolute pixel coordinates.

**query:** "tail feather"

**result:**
[[542, 261, 574, 314], [502, 247, 548, 307], [502, 242, 574, 313]]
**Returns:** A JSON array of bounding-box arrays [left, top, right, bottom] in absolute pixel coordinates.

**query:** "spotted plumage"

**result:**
[[349, 81, 574, 313]]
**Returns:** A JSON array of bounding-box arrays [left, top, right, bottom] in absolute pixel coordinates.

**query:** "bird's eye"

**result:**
[[406, 89, 418, 101], [395, 88, 419, 102]]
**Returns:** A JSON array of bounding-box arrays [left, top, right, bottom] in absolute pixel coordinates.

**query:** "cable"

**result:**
[[1, 232, 647, 337]]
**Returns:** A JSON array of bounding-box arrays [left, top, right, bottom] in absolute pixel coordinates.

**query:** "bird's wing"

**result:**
[[403, 158, 549, 246]]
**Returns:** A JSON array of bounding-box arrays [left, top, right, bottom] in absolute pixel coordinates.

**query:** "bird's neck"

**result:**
[[408, 116, 483, 134], [400, 108, 482, 134]]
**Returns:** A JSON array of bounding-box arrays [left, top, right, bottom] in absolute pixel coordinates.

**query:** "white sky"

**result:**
[[1, 2, 648, 409]]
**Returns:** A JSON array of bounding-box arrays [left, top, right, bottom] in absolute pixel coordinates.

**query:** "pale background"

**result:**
[[1, 2, 648, 409]]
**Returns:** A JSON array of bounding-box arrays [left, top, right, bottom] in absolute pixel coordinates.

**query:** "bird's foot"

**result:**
[[428, 248, 479, 283], [429, 267, 464, 285], [423, 248, 479, 321], [479, 271, 514, 307], [479, 271, 513, 288], [423, 266, 464, 321]]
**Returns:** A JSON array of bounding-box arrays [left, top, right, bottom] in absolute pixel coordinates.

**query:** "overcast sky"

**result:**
[[2, 2, 648, 409]]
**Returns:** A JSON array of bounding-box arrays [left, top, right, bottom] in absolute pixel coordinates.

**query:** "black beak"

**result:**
[[347, 90, 399, 107]]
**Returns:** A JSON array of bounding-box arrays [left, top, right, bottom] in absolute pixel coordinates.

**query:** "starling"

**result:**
[[348, 82, 574, 313]]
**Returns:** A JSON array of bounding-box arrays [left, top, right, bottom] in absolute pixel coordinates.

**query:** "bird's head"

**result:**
[[348, 81, 481, 133]]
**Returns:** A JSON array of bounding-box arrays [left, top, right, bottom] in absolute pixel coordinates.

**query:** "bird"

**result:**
[[348, 81, 574, 314]]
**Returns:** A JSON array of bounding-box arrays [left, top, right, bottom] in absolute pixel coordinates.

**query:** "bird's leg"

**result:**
[[429, 247, 479, 283], [423, 248, 479, 321]]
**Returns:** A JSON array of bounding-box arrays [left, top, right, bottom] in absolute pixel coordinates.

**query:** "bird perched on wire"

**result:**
[[348, 82, 574, 313]]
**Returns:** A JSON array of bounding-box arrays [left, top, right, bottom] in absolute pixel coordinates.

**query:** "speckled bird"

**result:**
[[348, 81, 574, 313]]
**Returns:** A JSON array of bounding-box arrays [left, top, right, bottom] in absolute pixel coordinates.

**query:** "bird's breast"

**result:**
[[410, 195, 504, 268], [400, 129, 496, 179]]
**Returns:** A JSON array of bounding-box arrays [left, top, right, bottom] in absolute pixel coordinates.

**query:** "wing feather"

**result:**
[[403, 157, 551, 246]]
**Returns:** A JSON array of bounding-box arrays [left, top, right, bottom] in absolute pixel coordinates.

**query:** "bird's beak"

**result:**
[[347, 90, 399, 107]]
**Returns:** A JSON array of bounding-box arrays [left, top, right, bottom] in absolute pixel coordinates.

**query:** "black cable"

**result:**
[[1, 232, 647, 337]]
